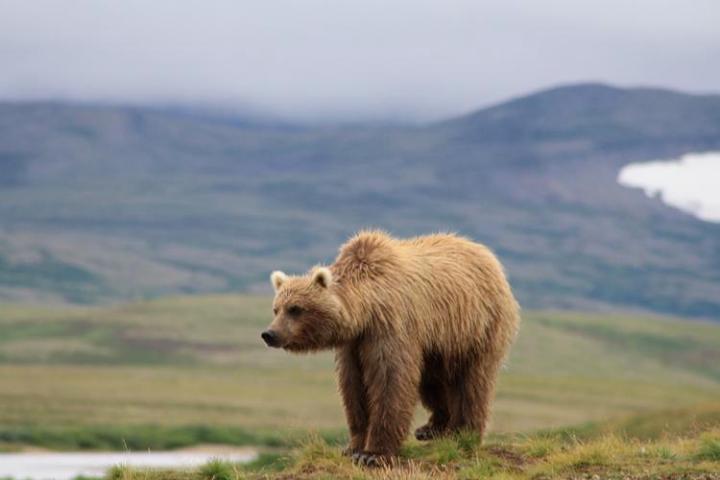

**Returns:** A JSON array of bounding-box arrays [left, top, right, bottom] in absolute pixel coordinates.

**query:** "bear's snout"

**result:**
[[261, 330, 281, 347]]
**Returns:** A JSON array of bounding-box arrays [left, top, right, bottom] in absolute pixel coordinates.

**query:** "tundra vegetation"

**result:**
[[0, 295, 719, 478]]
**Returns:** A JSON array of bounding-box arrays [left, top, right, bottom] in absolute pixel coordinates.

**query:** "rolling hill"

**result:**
[[2, 295, 720, 478], [1, 83, 719, 317], [1, 295, 720, 450]]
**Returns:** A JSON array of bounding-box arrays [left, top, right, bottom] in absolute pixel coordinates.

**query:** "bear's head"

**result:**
[[262, 266, 350, 352]]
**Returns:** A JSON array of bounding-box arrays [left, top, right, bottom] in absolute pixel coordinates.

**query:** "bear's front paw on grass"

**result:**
[[341, 445, 362, 457], [351, 452, 390, 467]]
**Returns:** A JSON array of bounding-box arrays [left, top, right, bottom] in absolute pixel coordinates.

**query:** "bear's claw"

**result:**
[[352, 452, 383, 467], [342, 446, 360, 457]]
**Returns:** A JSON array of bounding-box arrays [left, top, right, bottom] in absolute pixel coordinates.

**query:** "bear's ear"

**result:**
[[270, 271, 288, 292], [312, 267, 333, 289]]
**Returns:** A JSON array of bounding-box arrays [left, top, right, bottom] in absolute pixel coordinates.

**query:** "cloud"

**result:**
[[1, 0, 718, 122]]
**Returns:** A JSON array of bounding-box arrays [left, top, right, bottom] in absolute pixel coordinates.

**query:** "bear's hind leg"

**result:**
[[448, 352, 501, 439], [415, 353, 450, 441]]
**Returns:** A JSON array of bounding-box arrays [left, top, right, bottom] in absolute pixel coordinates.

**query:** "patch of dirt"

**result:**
[[486, 445, 531, 468], [564, 471, 720, 480]]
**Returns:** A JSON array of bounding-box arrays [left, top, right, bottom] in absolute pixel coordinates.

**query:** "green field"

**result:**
[[112, 418, 720, 479], [1, 295, 719, 456]]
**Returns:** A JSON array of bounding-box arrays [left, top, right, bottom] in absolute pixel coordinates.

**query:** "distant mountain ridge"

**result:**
[[1, 83, 719, 318]]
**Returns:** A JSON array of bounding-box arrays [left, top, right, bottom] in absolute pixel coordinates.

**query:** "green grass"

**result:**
[[696, 432, 720, 461], [0, 295, 719, 477], [0, 424, 345, 452], [105, 417, 720, 479], [0, 295, 719, 454]]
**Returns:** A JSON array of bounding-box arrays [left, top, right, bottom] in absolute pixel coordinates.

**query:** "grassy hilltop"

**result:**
[[111, 419, 720, 479], [1, 295, 720, 477]]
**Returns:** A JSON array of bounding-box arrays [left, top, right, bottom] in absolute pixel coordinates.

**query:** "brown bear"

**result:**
[[262, 230, 519, 466]]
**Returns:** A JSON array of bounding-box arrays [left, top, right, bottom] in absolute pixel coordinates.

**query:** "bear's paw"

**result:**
[[352, 452, 387, 468]]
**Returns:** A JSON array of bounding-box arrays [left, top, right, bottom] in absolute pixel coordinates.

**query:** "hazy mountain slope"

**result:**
[[0, 84, 719, 316]]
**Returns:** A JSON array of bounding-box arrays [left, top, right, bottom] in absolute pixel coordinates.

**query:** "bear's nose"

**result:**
[[261, 330, 280, 347]]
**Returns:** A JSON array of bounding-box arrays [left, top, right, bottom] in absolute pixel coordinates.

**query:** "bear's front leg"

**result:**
[[357, 338, 421, 466], [335, 343, 369, 456]]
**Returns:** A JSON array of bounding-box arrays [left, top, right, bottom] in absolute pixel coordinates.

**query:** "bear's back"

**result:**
[[332, 230, 401, 282], [333, 230, 503, 287], [332, 231, 518, 354]]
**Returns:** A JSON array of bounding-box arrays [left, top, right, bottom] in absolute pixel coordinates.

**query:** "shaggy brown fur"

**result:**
[[263, 231, 519, 466]]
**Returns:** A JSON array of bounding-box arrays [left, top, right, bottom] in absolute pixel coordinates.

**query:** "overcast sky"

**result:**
[[1, 0, 718, 122]]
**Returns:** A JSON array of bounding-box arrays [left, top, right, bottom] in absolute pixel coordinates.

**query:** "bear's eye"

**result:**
[[272, 307, 279, 315], [286, 305, 303, 316]]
